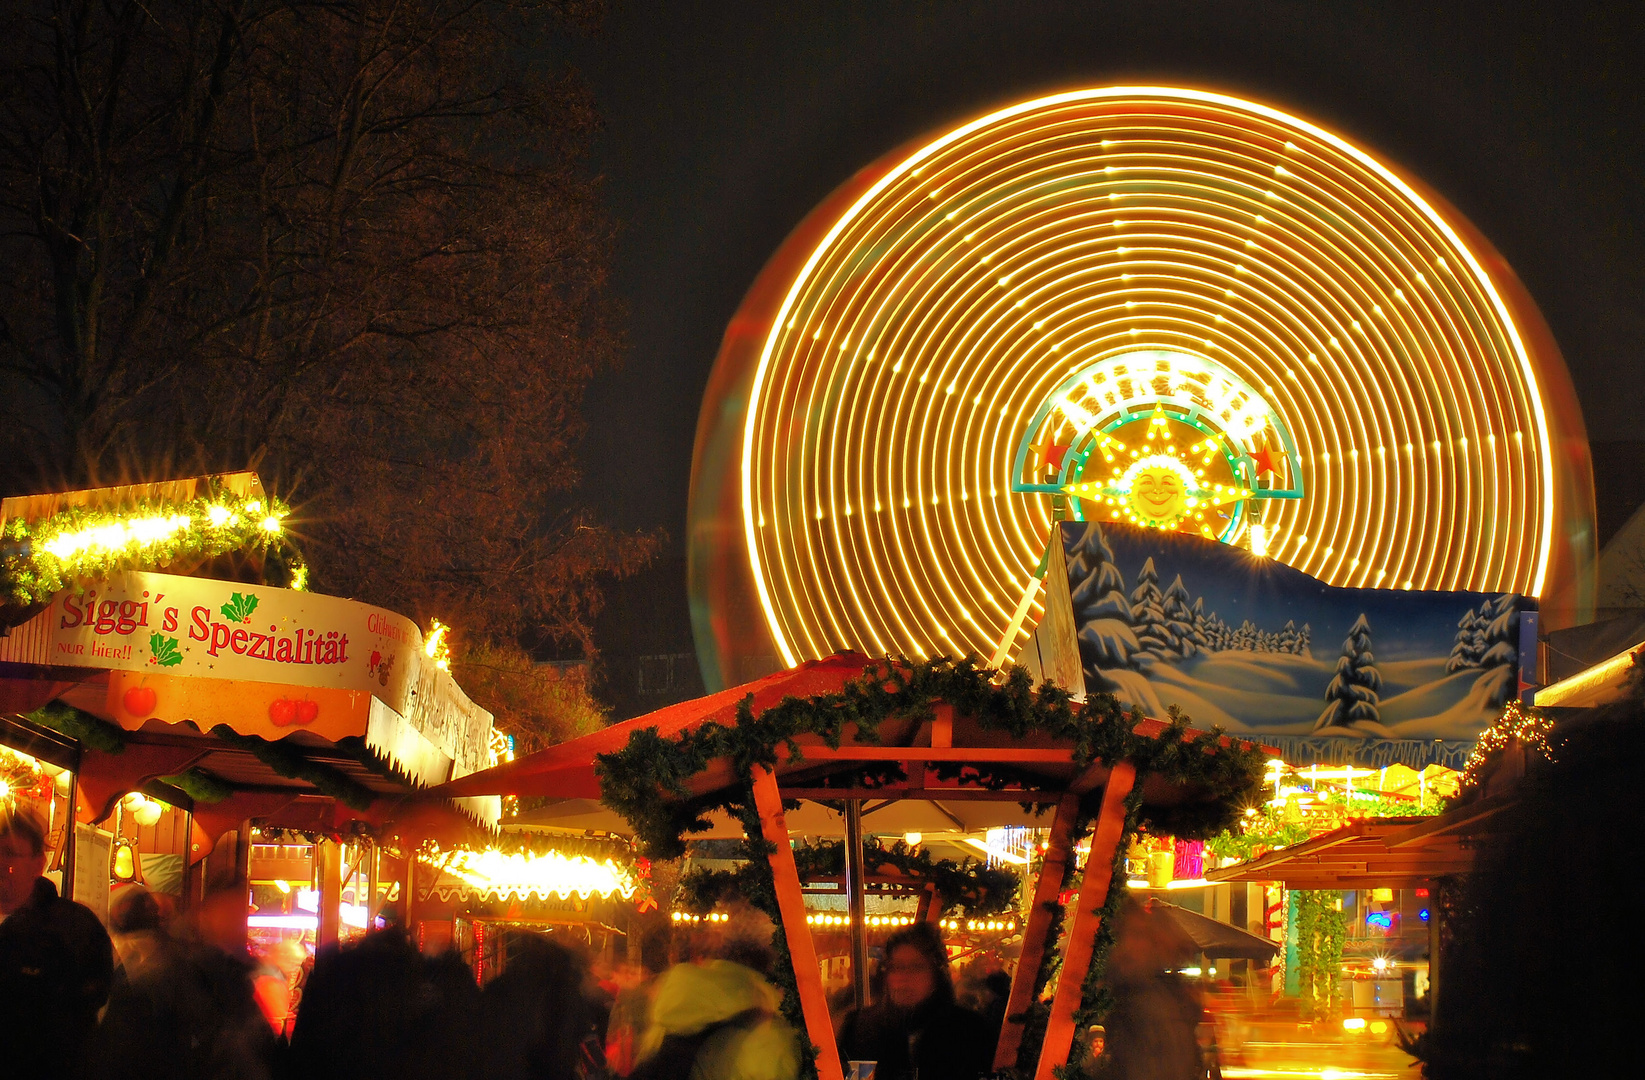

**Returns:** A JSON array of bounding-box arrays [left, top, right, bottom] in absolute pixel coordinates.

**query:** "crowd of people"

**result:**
[[3, 805, 1206, 1080]]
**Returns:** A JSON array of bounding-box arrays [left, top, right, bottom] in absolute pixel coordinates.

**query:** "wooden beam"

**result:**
[[917, 882, 942, 925], [752, 767, 845, 1080], [317, 837, 342, 948], [925, 705, 952, 789], [1034, 762, 1137, 1080], [930, 705, 954, 748], [993, 790, 1081, 1071], [790, 746, 1075, 764], [1383, 792, 1514, 847], [993, 759, 1109, 1071], [777, 787, 1056, 802]]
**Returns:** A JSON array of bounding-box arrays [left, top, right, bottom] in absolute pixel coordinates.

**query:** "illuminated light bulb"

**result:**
[[261, 516, 282, 534], [206, 505, 232, 526], [133, 800, 163, 827]]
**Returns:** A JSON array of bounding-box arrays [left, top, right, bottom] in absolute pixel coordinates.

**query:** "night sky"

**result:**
[[569, 2, 1645, 664]]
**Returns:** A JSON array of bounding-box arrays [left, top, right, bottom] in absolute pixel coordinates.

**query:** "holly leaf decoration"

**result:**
[[221, 592, 260, 623], [149, 634, 183, 667]]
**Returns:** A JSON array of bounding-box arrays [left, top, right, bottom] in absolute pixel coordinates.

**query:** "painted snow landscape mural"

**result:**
[[1056, 520, 1528, 744]]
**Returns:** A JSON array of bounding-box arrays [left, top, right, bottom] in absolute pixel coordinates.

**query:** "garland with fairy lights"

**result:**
[[1206, 789, 1441, 864], [676, 838, 1020, 918], [595, 655, 1265, 1078], [1, 488, 306, 610], [1460, 699, 1554, 794]]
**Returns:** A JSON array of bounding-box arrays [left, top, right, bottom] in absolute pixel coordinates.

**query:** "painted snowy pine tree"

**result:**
[[1297, 623, 1312, 657], [1202, 612, 1225, 650], [1162, 574, 1203, 657], [1279, 620, 1298, 654], [1474, 595, 1521, 707], [1065, 522, 1140, 674], [1129, 557, 1178, 665], [1190, 597, 1212, 652], [1315, 614, 1388, 734], [1447, 609, 1483, 672], [1470, 599, 1492, 658]]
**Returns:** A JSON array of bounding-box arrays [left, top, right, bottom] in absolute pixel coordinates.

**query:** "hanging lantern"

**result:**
[[110, 838, 140, 883], [132, 800, 163, 828]]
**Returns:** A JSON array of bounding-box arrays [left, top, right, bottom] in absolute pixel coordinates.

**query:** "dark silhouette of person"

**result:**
[[481, 935, 605, 1080], [285, 928, 484, 1080], [1097, 900, 1203, 1080], [78, 884, 278, 1080], [839, 922, 993, 1080], [0, 806, 115, 1077]]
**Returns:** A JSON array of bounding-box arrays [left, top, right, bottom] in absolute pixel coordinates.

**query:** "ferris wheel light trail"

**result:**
[[702, 86, 1585, 679]]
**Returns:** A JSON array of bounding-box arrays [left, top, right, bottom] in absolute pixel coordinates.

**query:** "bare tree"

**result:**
[[0, 0, 655, 667]]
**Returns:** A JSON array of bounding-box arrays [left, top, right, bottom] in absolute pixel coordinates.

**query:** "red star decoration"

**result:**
[[1032, 443, 1072, 475], [1250, 446, 1282, 477]]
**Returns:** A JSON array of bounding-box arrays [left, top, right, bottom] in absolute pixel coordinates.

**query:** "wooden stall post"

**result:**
[[917, 882, 941, 925], [843, 798, 870, 1012], [993, 790, 1083, 1070], [1033, 763, 1137, 1080], [751, 766, 846, 1080], [318, 838, 342, 947]]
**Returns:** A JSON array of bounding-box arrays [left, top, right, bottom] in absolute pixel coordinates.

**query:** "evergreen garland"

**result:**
[[597, 656, 1264, 860], [1, 487, 306, 607], [595, 655, 1265, 1079], [158, 766, 236, 803], [676, 838, 1019, 918], [208, 724, 378, 809], [1294, 889, 1348, 1019], [25, 700, 128, 754]]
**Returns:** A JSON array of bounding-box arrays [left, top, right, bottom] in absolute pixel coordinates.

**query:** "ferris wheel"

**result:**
[[689, 87, 1592, 688]]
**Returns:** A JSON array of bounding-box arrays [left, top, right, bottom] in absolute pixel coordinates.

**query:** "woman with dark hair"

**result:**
[[838, 922, 992, 1080]]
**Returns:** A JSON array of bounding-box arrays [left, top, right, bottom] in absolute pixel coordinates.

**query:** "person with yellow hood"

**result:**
[[631, 935, 800, 1080]]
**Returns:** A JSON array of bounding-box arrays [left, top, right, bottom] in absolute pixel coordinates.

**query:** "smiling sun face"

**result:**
[[1121, 455, 1198, 526]]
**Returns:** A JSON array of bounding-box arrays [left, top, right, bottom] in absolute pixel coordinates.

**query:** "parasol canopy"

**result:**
[[1148, 899, 1280, 962]]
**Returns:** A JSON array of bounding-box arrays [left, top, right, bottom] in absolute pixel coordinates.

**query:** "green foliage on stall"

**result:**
[[25, 700, 127, 754], [1295, 889, 1349, 1020], [158, 766, 235, 803], [676, 837, 1019, 917], [208, 724, 376, 809]]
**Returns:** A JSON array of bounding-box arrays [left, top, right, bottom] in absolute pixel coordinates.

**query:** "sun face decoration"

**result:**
[[1123, 455, 1196, 526], [1061, 410, 1254, 536]]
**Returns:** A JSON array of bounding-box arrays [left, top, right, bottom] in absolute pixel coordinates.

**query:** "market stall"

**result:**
[[440, 652, 1268, 1080], [1, 474, 496, 944]]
